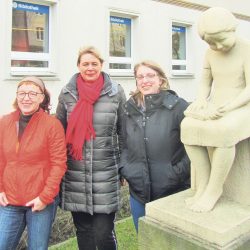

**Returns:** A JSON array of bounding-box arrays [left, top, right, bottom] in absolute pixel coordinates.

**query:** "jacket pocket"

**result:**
[[4, 165, 45, 204], [150, 163, 180, 200], [121, 162, 145, 198]]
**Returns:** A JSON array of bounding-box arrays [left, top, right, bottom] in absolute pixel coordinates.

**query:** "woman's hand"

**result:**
[[0, 192, 9, 206], [120, 177, 128, 186], [26, 197, 47, 212]]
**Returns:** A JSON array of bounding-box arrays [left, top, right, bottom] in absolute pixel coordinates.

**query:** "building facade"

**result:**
[[1, 0, 250, 115]]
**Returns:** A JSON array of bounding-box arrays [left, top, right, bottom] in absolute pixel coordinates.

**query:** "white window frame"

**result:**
[[11, 52, 50, 72], [108, 10, 137, 76], [171, 21, 194, 77], [36, 27, 44, 41], [10, 0, 57, 76]]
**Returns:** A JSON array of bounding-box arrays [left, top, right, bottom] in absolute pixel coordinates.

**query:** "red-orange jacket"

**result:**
[[0, 109, 67, 205]]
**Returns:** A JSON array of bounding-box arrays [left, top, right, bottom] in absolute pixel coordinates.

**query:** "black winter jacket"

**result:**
[[120, 90, 190, 204], [56, 72, 126, 214]]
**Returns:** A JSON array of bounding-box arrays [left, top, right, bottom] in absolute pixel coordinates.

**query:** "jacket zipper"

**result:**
[[142, 112, 151, 202]]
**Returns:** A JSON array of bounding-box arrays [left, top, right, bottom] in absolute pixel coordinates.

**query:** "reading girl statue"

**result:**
[[181, 7, 250, 212]]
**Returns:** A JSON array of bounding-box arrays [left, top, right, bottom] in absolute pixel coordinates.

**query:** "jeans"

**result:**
[[130, 195, 145, 233], [72, 212, 117, 250], [0, 197, 58, 250]]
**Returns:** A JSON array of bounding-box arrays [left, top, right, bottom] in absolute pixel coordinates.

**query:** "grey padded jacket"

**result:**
[[56, 72, 126, 214]]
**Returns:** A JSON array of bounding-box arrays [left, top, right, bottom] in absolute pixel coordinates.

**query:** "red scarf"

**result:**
[[66, 73, 104, 160]]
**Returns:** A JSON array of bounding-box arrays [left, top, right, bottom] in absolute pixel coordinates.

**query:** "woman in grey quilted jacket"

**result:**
[[56, 46, 126, 250]]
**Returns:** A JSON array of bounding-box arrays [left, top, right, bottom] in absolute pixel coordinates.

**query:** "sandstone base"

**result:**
[[138, 189, 250, 250]]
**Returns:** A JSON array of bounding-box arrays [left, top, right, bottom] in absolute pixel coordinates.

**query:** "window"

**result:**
[[171, 22, 194, 76], [109, 15, 133, 74], [172, 26, 186, 70], [36, 27, 44, 41], [11, 1, 50, 72]]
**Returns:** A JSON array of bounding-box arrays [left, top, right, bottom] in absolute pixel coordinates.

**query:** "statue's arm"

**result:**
[[195, 67, 212, 101], [184, 54, 213, 118], [197, 55, 213, 102], [218, 48, 250, 113]]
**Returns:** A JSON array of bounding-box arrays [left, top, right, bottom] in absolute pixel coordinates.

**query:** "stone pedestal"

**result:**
[[138, 190, 250, 250]]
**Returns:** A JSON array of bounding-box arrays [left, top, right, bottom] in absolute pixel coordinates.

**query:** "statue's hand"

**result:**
[[186, 99, 208, 113], [185, 101, 224, 120], [217, 103, 231, 114], [185, 99, 208, 114], [206, 108, 223, 120], [184, 99, 208, 120]]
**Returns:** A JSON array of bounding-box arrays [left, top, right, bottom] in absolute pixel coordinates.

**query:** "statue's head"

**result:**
[[198, 7, 238, 39], [198, 7, 238, 52]]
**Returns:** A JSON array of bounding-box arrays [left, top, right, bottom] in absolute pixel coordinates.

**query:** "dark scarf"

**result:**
[[66, 73, 104, 160]]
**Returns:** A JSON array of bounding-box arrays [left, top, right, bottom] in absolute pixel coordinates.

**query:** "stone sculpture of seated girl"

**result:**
[[181, 7, 250, 212]]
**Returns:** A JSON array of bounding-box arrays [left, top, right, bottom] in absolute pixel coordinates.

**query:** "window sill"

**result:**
[[5, 71, 60, 82], [170, 72, 195, 79], [109, 71, 134, 78], [10, 71, 58, 77]]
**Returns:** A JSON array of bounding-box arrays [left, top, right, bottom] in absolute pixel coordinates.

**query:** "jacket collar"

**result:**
[[8, 108, 44, 122], [62, 72, 115, 99], [125, 90, 179, 115]]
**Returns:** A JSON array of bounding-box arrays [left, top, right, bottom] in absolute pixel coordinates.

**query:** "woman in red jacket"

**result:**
[[0, 76, 67, 250]]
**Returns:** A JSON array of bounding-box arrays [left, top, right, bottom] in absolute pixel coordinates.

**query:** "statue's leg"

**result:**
[[184, 145, 211, 207], [191, 146, 236, 212]]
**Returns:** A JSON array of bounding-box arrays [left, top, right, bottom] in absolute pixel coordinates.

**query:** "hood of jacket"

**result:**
[[125, 90, 180, 115]]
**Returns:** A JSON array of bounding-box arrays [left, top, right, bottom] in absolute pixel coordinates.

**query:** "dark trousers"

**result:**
[[71, 212, 117, 250]]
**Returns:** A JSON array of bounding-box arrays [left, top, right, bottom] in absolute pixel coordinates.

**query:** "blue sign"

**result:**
[[110, 16, 131, 25], [13, 1, 49, 14], [172, 26, 185, 33]]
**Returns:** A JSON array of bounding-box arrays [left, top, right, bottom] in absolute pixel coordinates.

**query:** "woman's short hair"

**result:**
[[198, 7, 238, 39], [77, 46, 104, 65], [132, 60, 170, 106], [13, 76, 51, 113]]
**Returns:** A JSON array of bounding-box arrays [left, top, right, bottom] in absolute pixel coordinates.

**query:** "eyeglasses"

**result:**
[[135, 73, 158, 82], [16, 91, 44, 100]]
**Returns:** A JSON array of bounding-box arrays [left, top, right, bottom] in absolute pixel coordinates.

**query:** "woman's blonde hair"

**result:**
[[131, 60, 170, 107], [77, 46, 104, 65]]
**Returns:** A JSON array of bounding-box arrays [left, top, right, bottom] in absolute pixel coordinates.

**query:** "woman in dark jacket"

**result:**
[[56, 46, 126, 250], [120, 60, 190, 232]]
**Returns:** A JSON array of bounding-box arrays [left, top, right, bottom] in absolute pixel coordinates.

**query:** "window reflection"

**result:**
[[110, 16, 131, 57], [172, 26, 186, 60], [11, 60, 48, 67], [12, 1, 49, 53], [109, 63, 131, 69]]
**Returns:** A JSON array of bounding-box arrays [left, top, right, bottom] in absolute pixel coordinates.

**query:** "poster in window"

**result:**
[[12, 1, 49, 53], [172, 25, 186, 60], [110, 16, 131, 57]]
